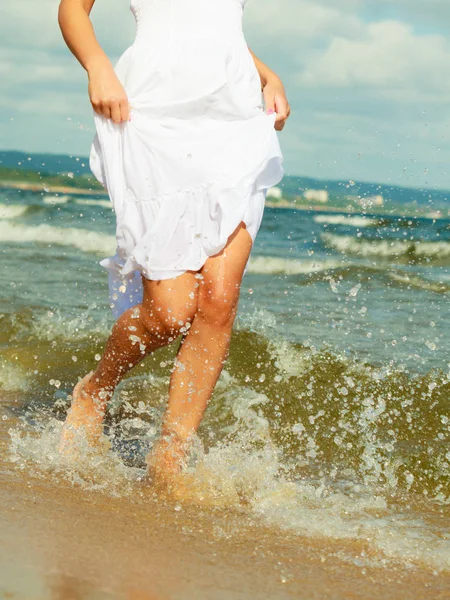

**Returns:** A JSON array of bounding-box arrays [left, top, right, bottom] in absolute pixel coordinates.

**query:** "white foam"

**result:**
[[42, 195, 112, 209], [27, 308, 111, 341], [0, 222, 115, 256], [323, 232, 450, 260], [195, 386, 450, 572], [0, 203, 28, 219], [388, 272, 449, 293], [8, 370, 450, 572], [75, 199, 112, 209], [247, 256, 342, 275], [8, 419, 141, 496], [0, 360, 29, 392], [314, 214, 378, 227], [42, 194, 71, 205]]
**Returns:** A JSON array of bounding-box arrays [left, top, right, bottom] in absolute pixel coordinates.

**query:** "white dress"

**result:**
[[89, 0, 284, 318]]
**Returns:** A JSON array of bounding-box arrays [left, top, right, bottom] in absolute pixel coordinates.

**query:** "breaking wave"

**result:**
[[322, 232, 450, 262], [0, 203, 29, 219], [0, 222, 115, 256], [247, 256, 343, 275], [314, 214, 378, 228]]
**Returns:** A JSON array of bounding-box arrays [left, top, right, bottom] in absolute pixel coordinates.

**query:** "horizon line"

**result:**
[[1, 147, 450, 196]]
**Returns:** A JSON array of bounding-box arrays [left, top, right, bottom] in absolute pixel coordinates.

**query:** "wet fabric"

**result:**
[[89, 0, 284, 317]]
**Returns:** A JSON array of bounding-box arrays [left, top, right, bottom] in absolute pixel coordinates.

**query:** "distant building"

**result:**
[[370, 195, 384, 207], [303, 189, 329, 203], [362, 195, 384, 207], [267, 186, 283, 200]]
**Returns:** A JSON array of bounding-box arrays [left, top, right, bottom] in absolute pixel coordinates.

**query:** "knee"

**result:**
[[141, 302, 197, 339], [197, 281, 239, 329]]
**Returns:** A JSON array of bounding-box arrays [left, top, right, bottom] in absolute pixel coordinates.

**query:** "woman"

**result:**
[[57, 0, 290, 486]]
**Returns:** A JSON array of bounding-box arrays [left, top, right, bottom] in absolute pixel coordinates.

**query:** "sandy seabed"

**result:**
[[1, 442, 449, 600]]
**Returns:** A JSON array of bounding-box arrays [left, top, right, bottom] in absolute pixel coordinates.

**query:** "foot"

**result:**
[[145, 431, 190, 494], [59, 372, 106, 458], [144, 438, 240, 507]]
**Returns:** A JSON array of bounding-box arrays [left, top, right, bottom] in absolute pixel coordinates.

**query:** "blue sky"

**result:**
[[2, 0, 450, 190]]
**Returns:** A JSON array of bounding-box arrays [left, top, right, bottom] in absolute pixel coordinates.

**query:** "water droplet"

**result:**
[[349, 283, 361, 297]]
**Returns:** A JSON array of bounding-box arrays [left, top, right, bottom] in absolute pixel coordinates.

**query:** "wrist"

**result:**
[[85, 54, 112, 77], [263, 73, 282, 90]]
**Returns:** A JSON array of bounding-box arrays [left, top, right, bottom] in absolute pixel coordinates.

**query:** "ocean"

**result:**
[[0, 186, 449, 597]]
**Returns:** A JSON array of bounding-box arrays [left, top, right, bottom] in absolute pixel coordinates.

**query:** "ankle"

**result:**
[[77, 375, 112, 415], [160, 426, 193, 447]]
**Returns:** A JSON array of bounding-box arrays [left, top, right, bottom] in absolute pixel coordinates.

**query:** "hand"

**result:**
[[263, 77, 291, 131], [87, 59, 130, 124]]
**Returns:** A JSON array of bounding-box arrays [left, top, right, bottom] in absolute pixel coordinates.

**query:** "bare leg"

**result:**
[[59, 271, 199, 455], [147, 222, 253, 480]]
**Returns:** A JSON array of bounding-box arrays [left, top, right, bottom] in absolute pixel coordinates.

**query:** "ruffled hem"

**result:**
[[101, 182, 270, 319], [90, 111, 283, 318]]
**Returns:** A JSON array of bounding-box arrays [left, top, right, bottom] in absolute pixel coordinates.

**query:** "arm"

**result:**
[[58, 0, 130, 123], [248, 48, 291, 131]]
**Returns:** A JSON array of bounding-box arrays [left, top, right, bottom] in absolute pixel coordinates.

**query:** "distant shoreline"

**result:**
[[265, 200, 359, 213], [0, 181, 352, 213], [0, 180, 108, 197], [0, 180, 446, 219]]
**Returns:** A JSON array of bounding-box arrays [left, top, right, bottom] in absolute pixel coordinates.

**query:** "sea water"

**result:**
[[0, 187, 449, 576]]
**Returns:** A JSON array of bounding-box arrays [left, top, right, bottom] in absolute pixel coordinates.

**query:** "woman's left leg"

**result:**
[[147, 221, 253, 477]]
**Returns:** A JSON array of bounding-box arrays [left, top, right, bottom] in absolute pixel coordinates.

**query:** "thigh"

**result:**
[[199, 221, 253, 306], [141, 270, 199, 324]]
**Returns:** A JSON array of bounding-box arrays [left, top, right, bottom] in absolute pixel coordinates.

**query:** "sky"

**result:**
[[1, 0, 450, 189]]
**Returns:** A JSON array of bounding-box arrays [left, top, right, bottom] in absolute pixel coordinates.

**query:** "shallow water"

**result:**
[[0, 186, 449, 595]]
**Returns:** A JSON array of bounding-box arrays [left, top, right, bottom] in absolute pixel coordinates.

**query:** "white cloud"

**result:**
[[2, 0, 450, 188], [245, 0, 361, 40], [243, 0, 450, 186], [0, 1, 135, 54], [367, 0, 450, 31], [299, 20, 450, 92]]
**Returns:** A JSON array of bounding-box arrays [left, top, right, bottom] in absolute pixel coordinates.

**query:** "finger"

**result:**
[[90, 96, 103, 117], [100, 102, 111, 120], [263, 89, 276, 115], [110, 100, 122, 124], [275, 98, 290, 130], [274, 95, 289, 120], [275, 112, 287, 131], [120, 99, 130, 122]]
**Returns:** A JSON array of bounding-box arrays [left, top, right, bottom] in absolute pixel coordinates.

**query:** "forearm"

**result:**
[[58, 0, 111, 74], [248, 47, 281, 89]]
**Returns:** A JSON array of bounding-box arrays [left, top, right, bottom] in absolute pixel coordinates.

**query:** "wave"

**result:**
[[0, 203, 29, 219], [42, 194, 72, 205], [3, 301, 450, 570], [314, 214, 378, 228], [0, 221, 344, 276], [74, 199, 112, 209], [388, 272, 450, 293], [5, 309, 450, 503], [7, 330, 450, 570], [322, 232, 450, 261], [247, 256, 343, 276], [0, 359, 30, 392], [43, 195, 111, 209], [0, 222, 115, 256], [0, 197, 112, 221]]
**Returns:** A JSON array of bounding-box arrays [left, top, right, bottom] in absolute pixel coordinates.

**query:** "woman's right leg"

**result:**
[[59, 271, 199, 454]]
